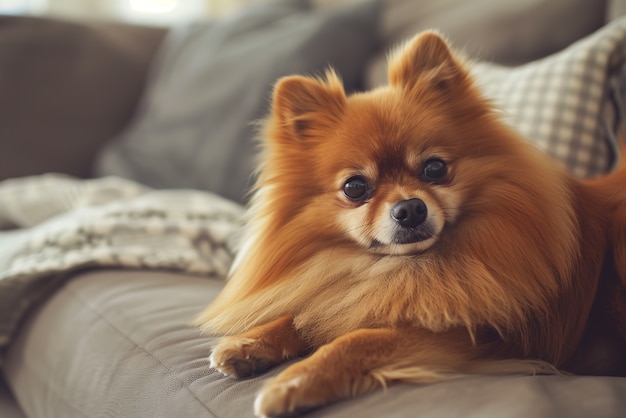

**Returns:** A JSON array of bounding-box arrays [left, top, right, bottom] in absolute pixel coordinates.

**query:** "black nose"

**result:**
[[391, 198, 427, 228]]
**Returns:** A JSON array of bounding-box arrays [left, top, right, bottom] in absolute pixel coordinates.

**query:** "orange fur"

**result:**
[[196, 31, 626, 416]]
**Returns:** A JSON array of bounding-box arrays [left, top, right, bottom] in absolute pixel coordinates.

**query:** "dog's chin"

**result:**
[[367, 233, 439, 256], [362, 217, 443, 256]]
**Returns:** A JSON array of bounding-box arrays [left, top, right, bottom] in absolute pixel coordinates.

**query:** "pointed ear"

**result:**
[[271, 70, 346, 141], [388, 31, 465, 91]]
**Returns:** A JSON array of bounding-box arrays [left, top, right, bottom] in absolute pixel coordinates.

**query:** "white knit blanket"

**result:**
[[0, 174, 244, 349]]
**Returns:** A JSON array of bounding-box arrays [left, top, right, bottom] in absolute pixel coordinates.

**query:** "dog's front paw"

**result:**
[[209, 316, 308, 380], [210, 337, 276, 378], [253, 359, 347, 418], [254, 375, 314, 418], [252, 337, 386, 417]]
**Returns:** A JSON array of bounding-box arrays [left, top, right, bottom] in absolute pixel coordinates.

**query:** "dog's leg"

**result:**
[[210, 315, 308, 378], [253, 327, 480, 417], [253, 327, 555, 417]]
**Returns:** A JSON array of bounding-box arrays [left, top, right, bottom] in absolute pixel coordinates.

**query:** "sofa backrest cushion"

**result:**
[[0, 16, 165, 181], [95, 0, 381, 203]]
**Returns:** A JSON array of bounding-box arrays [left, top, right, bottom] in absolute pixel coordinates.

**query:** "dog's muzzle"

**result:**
[[390, 199, 435, 244], [391, 198, 427, 228]]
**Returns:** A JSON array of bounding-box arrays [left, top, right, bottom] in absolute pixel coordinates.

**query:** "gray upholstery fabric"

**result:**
[[95, 0, 380, 203], [4, 270, 626, 418], [0, 377, 23, 418], [0, 16, 165, 181], [376, 0, 607, 66]]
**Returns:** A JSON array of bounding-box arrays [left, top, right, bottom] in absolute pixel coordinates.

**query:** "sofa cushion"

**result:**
[[0, 377, 23, 418], [470, 18, 626, 178], [0, 16, 165, 181], [371, 0, 607, 66], [368, 17, 626, 178], [95, 0, 381, 203], [4, 269, 626, 417]]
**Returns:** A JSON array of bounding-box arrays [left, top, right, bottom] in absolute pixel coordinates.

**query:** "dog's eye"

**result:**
[[343, 176, 369, 201], [420, 158, 448, 182]]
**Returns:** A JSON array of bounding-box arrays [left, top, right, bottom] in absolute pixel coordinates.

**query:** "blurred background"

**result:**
[[0, 0, 262, 24]]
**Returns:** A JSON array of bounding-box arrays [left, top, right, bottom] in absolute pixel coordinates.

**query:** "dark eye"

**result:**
[[421, 158, 448, 182], [343, 176, 369, 201]]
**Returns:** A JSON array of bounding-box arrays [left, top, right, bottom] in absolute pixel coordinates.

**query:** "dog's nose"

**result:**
[[391, 199, 427, 228]]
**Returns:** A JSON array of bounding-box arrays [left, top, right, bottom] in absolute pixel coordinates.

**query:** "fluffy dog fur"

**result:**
[[196, 31, 626, 417]]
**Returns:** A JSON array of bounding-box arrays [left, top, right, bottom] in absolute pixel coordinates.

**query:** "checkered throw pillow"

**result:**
[[471, 17, 626, 178]]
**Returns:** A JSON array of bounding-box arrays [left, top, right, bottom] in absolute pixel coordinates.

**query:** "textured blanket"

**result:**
[[0, 174, 244, 350]]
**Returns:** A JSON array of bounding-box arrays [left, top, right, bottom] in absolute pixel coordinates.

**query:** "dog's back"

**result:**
[[568, 140, 626, 375]]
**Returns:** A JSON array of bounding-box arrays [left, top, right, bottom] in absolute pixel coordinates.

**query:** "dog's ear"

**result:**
[[271, 70, 346, 141], [388, 31, 465, 91]]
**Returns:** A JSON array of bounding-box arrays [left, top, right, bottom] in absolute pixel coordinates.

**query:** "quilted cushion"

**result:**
[[471, 17, 626, 178]]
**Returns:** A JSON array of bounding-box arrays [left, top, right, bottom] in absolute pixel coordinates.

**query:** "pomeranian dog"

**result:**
[[196, 31, 626, 417]]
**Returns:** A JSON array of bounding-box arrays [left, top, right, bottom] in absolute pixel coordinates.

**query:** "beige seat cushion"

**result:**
[[4, 270, 626, 417]]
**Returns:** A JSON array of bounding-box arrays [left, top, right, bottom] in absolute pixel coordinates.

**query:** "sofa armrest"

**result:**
[[0, 16, 166, 180]]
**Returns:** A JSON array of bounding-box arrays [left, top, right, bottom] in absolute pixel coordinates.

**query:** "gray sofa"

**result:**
[[2, 1, 626, 417]]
